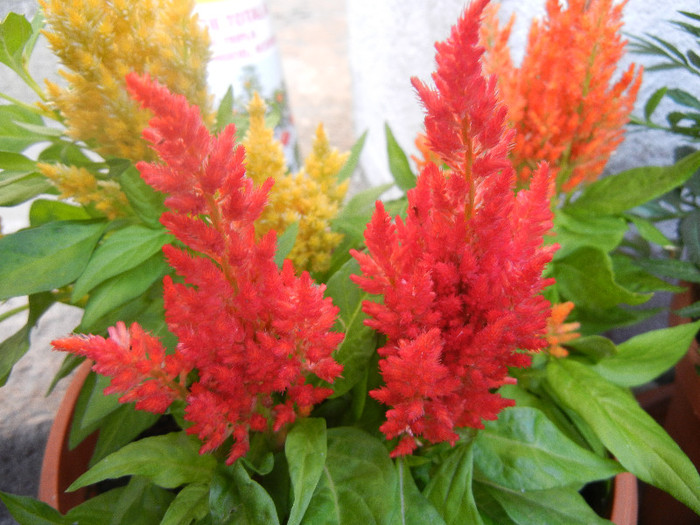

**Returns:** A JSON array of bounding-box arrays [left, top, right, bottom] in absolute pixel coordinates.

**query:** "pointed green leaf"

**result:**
[[324, 258, 377, 396], [551, 247, 650, 310], [0, 220, 105, 300], [644, 87, 668, 120], [68, 432, 217, 491], [565, 150, 700, 216], [424, 442, 484, 525], [80, 252, 168, 329], [274, 222, 298, 268], [473, 407, 622, 491], [394, 458, 446, 525], [90, 404, 161, 465], [636, 257, 700, 284], [680, 209, 700, 264], [209, 462, 280, 525], [553, 209, 627, 259], [29, 199, 91, 226], [667, 88, 700, 111], [0, 13, 33, 74], [106, 476, 174, 525], [119, 166, 166, 228], [0, 172, 54, 205], [286, 418, 327, 525], [473, 482, 610, 525], [0, 490, 67, 525], [303, 427, 398, 524], [385, 123, 416, 191], [0, 104, 45, 152], [592, 321, 700, 387], [215, 86, 235, 132], [337, 131, 367, 182], [160, 483, 210, 525], [72, 224, 171, 301], [547, 358, 700, 515]]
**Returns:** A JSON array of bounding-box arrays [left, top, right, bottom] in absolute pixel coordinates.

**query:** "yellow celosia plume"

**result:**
[[40, 0, 212, 162], [242, 94, 349, 274], [38, 163, 130, 219]]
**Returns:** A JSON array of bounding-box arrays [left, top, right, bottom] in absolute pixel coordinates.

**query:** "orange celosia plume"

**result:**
[[480, 0, 642, 192]]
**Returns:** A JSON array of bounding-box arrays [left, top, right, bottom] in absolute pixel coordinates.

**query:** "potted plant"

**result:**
[[0, 1, 699, 524], [623, 8, 700, 523]]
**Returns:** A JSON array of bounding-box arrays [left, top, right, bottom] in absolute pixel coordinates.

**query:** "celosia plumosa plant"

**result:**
[[1, 1, 700, 523], [53, 73, 344, 463], [479, 0, 642, 192], [350, 3, 556, 454]]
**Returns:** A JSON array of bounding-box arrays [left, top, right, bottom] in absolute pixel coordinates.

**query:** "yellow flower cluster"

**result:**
[[38, 163, 130, 219], [243, 94, 349, 273], [40, 0, 212, 162]]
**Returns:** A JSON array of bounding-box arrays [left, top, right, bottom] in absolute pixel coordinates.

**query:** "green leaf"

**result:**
[[667, 88, 700, 111], [551, 247, 650, 310], [626, 214, 673, 248], [72, 224, 171, 301], [680, 209, 700, 264], [90, 405, 161, 465], [68, 432, 217, 491], [0, 104, 45, 152], [565, 150, 700, 216], [0, 220, 105, 300], [385, 123, 416, 191], [286, 418, 327, 525], [563, 335, 618, 362], [552, 209, 627, 259], [64, 486, 132, 524], [473, 407, 622, 491], [106, 476, 174, 525], [68, 371, 115, 450], [303, 427, 398, 524], [0, 491, 67, 525], [644, 87, 668, 120], [0, 172, 54, 205], [119, 166, 166, 228], [160, 483, 210, 525], [394, 458, 446, 525], [0, 13, 33, 75], [324, 258, 377, 396], [274, 222, 298, 268], [546, 358, 700, 515], [0, 292, 54, 385], [424, 442, 483, 525], [215, 86, 235, 132], [332, 183, 393, 242], [0, 150, 36, 171], [473, 482, 610, 525], [636, 257, 700, 284], [29, 199, 91, 226], [675, 299, 700, 318], [80, 252, 168, 329], [610, 254, 684, 294], [209, 462, 280, 525], [592, 321, 700, 387], [336, 131, 367, 182]]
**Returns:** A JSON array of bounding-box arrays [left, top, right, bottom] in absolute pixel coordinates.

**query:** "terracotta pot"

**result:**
[[39, 361, 639, 522], [38, 360, 97, 513], [638, 283, 700, 525]]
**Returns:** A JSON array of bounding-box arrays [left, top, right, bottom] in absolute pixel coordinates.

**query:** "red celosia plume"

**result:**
[[351, 0, 557, 456], [52, 74, 343, 464]]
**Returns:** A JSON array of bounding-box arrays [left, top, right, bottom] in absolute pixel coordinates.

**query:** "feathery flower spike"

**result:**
[[352, 0, 557, 456], [480, 0, 642, 192], [53, 74, 343, 464]]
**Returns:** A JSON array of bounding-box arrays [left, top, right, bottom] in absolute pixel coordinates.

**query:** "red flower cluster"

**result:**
[[53, 74, 343, 464], [351, 0, 556, 456]]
